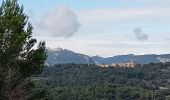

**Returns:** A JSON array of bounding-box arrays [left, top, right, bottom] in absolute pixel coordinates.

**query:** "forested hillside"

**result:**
[[33, 63, 170, 100]]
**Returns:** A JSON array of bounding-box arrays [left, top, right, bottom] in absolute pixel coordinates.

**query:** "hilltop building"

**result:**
[[98, 60, 136, 68], [111, 60, 136, 67]]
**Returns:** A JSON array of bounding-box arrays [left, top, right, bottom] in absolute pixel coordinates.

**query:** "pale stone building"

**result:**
[[98, 60, 136, 68]]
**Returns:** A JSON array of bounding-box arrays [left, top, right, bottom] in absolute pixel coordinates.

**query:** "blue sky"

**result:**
[[3, 0, 170, 56]]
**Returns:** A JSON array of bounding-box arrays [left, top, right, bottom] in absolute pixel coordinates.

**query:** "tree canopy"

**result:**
[[0, 0, 46, 99]]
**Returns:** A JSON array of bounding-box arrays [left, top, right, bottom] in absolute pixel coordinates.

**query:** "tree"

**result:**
[[0, 0, 47, 99]]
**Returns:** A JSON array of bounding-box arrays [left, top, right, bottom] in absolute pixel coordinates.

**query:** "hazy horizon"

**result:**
[[17, 0, 170, 57]]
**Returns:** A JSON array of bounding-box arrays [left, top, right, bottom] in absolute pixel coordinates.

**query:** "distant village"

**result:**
[[98, 60, 136, 68]]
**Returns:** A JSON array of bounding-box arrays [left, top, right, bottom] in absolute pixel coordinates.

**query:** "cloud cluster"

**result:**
[[39, 6, 81, 38], [133, 27, 148, 41]]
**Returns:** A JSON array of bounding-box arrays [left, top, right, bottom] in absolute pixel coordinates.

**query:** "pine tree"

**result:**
[[0, 0, 47, 99]]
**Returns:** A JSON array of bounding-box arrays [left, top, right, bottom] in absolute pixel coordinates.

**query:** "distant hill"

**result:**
[[46, 48, 170, 65], [46, 48, 95, 66], [92, 54, 170, 64]]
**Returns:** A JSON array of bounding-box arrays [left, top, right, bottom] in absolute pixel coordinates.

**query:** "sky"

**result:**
[[6, 0, 170, 57]]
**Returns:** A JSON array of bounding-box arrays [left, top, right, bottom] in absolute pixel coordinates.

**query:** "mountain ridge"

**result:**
[[46, 47, 95, 66], [46, 47, 170, 65]]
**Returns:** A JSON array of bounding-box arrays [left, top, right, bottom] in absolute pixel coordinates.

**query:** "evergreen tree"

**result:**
[[0, 0, 47, 99]]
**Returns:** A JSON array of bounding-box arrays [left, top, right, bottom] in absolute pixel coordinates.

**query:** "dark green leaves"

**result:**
[[0, 0, 47, 99]]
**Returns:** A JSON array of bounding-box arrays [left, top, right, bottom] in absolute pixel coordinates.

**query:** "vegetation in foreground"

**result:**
[[33, 63, 170, 100], [0, 0, 46, 99]]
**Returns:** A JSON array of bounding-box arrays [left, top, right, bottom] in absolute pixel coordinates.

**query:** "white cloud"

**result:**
[[39, 5, 81, 38]]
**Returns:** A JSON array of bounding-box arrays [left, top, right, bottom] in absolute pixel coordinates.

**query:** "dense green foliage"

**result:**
[[0, 0, 46, 99], [33, 63, 170, 100], [34, 81, 153, 100]]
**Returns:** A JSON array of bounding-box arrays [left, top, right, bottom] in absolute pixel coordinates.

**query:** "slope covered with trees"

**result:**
[[33, 63, 170, 100]]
